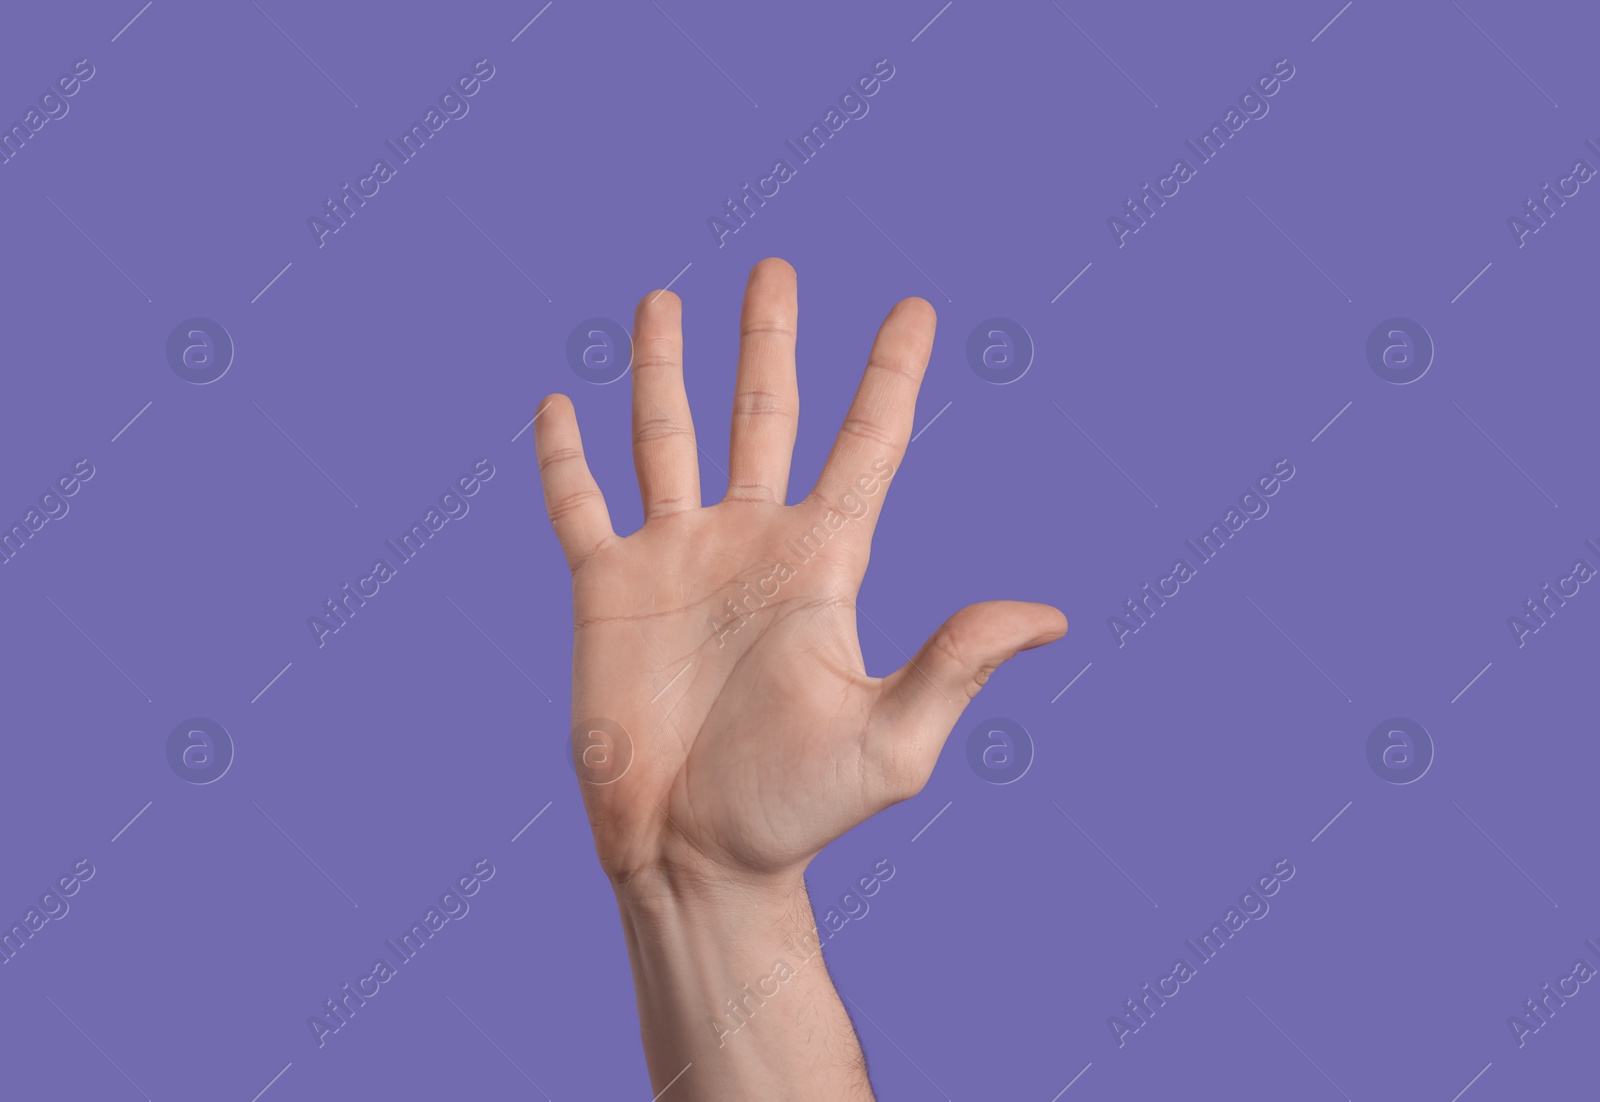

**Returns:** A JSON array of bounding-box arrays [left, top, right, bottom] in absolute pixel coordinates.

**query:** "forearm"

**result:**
[[614, 868, 875, 1101]]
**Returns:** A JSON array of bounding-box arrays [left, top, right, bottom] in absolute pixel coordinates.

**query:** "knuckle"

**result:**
[[966, 664, 998, 701], [838, 417, 899, 449], [731, 389, 793, 419], [633, 420, 686, 445], [537, 446, 586, 474], [930, 627, 969, 670], [632, 354, 681, 372], [740, 321, 797, 341], [546, 487, 605, 521], [864, 354, 921, 381]]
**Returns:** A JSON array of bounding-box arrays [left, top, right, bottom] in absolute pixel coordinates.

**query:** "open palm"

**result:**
[[535, 259, 1066, 893]]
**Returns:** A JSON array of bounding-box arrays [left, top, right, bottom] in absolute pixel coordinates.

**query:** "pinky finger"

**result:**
[[533, 394, 615, 571]]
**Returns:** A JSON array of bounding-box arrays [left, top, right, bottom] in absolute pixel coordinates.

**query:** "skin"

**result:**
[[534, 258, 1067, 1100]]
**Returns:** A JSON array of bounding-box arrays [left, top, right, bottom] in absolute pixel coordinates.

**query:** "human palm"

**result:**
[[536, 259, 1066, 892]]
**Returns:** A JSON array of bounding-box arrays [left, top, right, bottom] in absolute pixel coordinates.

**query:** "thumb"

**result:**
[[868, 600, 1067, 793]]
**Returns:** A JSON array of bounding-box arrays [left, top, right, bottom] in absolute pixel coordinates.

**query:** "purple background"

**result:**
[[2, 1, 1596, 1098]]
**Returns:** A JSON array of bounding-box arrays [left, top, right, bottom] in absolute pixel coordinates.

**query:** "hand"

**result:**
[[535, 259, 1066, 1098], [535, 258, 1067, 898]]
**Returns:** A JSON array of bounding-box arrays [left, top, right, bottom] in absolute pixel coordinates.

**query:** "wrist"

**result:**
[[613, 861, 820, 1014], [613, 862, 813, 953], [613, 865, 871, 1098]]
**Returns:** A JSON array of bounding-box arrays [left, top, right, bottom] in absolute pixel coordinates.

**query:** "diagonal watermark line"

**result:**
[[651, 261, 693, 303], [111, 1, 152, 42], [111, 400, 153, 442], [248, 1061, 293, 1102], [1050, 400, 1158, 507], [651, 662, 693, 703], [650, 1, 758, 107], [511, 1, 553, 42], [511, 403, 552, 442], [511, 801, 553, 842], [1050, 1062, 1093, 1101], [1310, 400, 1352, 442], [1052, 801, 1159, 907], [1451, 261, 1492, 303], [911, 2, 953, 42], [1048, 2, 1157, 108], [1451, 799, 1558, 908], [1244, 995, 1352, 1101], [45, 196, 151, 302], [250, 0, 359, 107], [1051, 661, 1092, 703], [1244, 595, 1351, 702], [111, 800, 153, 842], [1451, 661, 1492, 704], [251, 661, 293, 704], [653, 1062, 694, 1101], [1051, 261, 1093, 303], [44, 594, 152, 702], [910, 400, 952, 443], [251, 399, 360, 508], [446, 595, 552, 700], [1245, 195, 1351, 302], [1311, 800, 1352, 843], [251, 261, 293, 304], [445, 995, 554, 1100], [445, 194, 553, 301], [1449, 1062, 1493, 1102], [843, 195, 953, 302], [1450, 400, 1558, 507], [842, 995, 953, 1101], [911, 800, 952, 842], [253, 800, 360, 908], [1310, 1, 1352, 43], [1449, 2, 1557, 107], [45, 996, 153, 1101]]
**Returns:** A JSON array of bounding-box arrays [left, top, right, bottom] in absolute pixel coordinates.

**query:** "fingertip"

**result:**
[[883, 298, 937, 355], [637, 288, 682, 316], [893, 296, 937, 325], [1003, 601, 1068, 651], [751, 256, 797, 281], [1045, 607, 1069, 642], [535, 392, 574, 425]]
